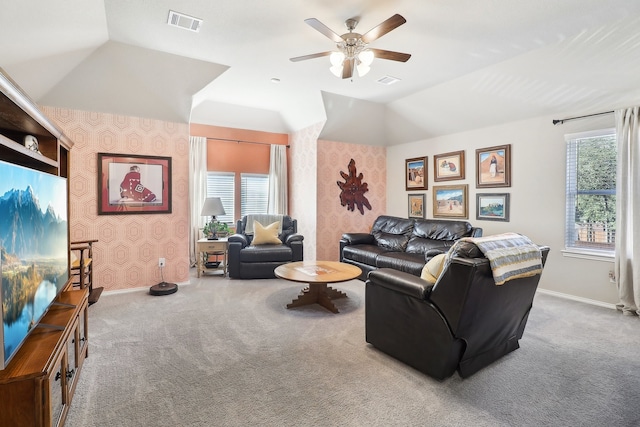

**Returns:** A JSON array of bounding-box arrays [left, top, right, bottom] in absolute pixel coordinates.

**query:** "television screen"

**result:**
[[0, 159, 68, 369]]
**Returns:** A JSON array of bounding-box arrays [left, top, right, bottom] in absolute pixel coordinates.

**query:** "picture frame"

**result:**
[[405, 157, 427, 190], [476, 193, 510, 222], [408, 194, 426, 218], [98, 153, 172, 215], [434, 150, 465, 181], [433, 184, 469, 218], [476, 144, 511, 188]]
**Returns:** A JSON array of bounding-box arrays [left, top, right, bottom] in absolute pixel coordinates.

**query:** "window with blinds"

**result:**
[[241, 173, 268, 218], [206, 172, 234, 224], [565, 129, 616, 253]]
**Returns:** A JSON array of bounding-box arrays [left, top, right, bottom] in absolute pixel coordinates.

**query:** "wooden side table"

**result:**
[[196, 237, 229, 277]]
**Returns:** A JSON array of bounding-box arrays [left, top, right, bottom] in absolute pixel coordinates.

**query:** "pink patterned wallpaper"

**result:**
[[42, 107, 190, 292], [316, 140, 387, 261]]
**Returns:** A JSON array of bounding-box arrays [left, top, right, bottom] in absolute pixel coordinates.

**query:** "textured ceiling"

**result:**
[[3, 0, 640, 145]]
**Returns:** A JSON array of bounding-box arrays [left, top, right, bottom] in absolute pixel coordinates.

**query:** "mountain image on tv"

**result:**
[[0, 164, 69, 368]]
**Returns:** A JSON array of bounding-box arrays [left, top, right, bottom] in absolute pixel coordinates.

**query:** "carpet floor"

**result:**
[[64, 271, 640, 427]]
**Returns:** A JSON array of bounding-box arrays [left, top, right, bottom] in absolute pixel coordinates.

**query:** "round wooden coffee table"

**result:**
[[275, 261, 362, 313]]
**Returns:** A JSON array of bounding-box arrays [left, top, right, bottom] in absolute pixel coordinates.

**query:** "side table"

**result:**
[[197, 237, 229, 277]]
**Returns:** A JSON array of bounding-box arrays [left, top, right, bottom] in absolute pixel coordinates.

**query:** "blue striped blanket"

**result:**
[[454, 233, 542, 285]]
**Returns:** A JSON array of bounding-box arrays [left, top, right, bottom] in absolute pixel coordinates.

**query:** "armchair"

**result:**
[[228, 215, 304, 279], [365, 238, 550, 380]]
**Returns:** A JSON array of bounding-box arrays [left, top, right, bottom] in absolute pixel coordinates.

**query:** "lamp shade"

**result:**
[[201, 197, 226, 217]]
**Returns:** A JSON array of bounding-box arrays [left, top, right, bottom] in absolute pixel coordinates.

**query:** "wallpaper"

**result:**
[[43, 107, 190, 292]]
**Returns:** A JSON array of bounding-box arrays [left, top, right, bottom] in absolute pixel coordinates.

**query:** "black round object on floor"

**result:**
[[150, 282, 178, 296]]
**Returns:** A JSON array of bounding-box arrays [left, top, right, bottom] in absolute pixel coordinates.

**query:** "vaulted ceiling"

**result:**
[[3, 0, 640, 145]]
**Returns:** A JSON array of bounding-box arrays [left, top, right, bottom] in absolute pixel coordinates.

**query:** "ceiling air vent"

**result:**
[[377, 75, 401, 85], [167, 10, 202, 32]]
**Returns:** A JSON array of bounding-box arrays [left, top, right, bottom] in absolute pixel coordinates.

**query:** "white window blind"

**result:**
[[565, 129, 616, 253], [241, 173, 268, 218], [206, 172, 234, 224]]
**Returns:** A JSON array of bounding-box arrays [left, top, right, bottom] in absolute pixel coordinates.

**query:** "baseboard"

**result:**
[[103, 280, 191, 296], [536, 288, 617, 310]]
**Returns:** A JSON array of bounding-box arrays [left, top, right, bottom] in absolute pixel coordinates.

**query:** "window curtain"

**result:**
[[615, 107, 640, 316], [189, 136, 208, 267], [267, 144, 288, 215]]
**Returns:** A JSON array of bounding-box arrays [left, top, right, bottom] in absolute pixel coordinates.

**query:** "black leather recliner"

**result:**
[[365, 240, 550, 380], [227, 215, 303, 279]]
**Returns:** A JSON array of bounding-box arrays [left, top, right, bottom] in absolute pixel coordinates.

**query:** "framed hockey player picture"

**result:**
[[98, 153, 172, 214]]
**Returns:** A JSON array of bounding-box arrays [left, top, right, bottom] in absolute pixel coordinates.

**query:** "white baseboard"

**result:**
[[536, 288, 617, 310], [103, 280, 191, 296]]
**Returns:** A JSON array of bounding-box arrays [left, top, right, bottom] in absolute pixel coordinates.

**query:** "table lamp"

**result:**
[[201, 197, 226, 240]]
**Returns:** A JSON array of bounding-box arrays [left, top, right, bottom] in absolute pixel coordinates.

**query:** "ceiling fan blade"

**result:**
[[290, 52, 332, 62], [369, 48, 411, 62], [342, 58, 355, 79], [304, 18, 343, 43], [361, 14, 406, 43]]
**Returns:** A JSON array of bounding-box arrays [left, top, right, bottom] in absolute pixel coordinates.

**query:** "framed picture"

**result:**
[[434, 150, 465, 181], [476, 144, 511, 188], [433, 184, 468, 218], [405, 157, 427, 190], [98, 153, 172, 215], [408, 194, 426, 218], [477, 193, 510, 222]]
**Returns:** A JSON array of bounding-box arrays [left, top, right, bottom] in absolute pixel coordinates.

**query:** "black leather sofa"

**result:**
[[340, 215, 482, 280], [228, 215, 304, 279], [365, 240, 550, 380]]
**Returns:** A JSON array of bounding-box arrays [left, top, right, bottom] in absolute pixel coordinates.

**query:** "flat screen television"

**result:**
[[0, 159, 69, 369]]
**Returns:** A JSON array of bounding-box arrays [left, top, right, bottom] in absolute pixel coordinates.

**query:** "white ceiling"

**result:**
[[3, 0, 640, 145]]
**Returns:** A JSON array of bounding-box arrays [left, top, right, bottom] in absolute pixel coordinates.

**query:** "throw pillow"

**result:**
[[420, 253, 448, 284], [251, 220, 282, 245]]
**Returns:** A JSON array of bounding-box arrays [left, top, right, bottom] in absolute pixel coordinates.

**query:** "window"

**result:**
[[241, 173, 268, 217], [565, 129, 616, 254], [206, 172, 234, 224]]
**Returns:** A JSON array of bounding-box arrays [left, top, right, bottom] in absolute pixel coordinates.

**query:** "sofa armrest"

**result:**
[[228, 233, 249, 248], [367, 268, 434, 300], [341, 233, 376, 245], [285, 233, 304, 245]]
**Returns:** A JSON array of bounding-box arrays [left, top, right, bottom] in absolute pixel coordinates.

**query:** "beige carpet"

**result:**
[[64, 272, 640, 427]]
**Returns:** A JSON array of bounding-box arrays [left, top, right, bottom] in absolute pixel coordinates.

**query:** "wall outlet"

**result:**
[[159, 258, 166, 268], [608, 270, 616, 283]]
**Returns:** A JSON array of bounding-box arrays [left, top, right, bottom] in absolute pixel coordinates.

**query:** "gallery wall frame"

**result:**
[[476, 144, 511, 188], [405, 156, 427, 190], [434, 150, 465, 182], [476, 193, 510, 222], [408, 193, 426, 218], [98, 153, 172, 215], [433, 184, 468, 219]]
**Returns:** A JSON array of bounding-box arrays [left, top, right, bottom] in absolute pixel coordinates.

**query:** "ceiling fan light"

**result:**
[[356, 63, 371, 77], [329, 51, 345, 66], [358, 49, 374, 66], [330, 64, 343, 77]]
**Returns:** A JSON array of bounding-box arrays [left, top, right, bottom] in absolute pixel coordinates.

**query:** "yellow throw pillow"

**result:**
[[251, 220, 282, 245], [420, 253, 448, 284]]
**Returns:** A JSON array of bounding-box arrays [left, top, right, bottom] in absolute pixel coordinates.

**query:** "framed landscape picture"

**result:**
[[408, 194, 426, 218], [477, 193, 510, 222], [476, 144, 511, 188], [98, 153, 172, 214], [433, 184, 468, 218], [434, 150, 465, 181], [405, 157, 427, 190]]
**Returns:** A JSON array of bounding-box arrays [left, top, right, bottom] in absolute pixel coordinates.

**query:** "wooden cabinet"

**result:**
[[0, 68, 82, 427], [0, 289, 89, 427]]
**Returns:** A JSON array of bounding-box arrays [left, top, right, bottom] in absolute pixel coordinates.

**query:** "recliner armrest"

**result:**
[[367, 268, 433, 300], [341, 233, 375, 245], [228, 233, 248, 248], [285, 233, 304, 245]]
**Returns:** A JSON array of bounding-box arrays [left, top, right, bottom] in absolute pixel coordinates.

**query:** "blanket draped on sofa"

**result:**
[[453, 232, 542, 285]]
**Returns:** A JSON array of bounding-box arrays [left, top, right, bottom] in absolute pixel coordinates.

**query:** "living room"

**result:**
[[1, 1, 639, 426]]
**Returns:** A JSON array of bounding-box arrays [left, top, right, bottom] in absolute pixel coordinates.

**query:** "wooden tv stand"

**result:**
[[0, 287, 89, 427]]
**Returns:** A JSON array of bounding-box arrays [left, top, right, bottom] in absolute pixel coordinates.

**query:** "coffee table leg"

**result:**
[[287, 283, 347, 313]]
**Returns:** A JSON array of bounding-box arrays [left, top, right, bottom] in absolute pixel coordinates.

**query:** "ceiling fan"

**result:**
[[290, 14, 411, 79]]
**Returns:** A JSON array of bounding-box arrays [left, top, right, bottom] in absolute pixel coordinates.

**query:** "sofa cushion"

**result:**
[[239, 244, 292, 262], [251, 221, 282, 245], [413, 219, 473, 241], [371, 215, 414, 235], [343, 244, 388, 265], [406, 237, 456, 254], [376, 252, 426, 276], [374, 232, 410, 251]]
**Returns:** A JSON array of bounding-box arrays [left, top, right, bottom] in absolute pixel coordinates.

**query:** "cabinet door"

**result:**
[[66, 327, 78, 387], [48, 354, 67, 427], [78, 306, 88, 356]]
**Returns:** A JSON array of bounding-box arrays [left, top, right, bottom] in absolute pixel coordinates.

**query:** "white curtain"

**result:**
[[189, 136, 208, 267], [267, 144, 288, 214], [615, 107, 640, 316]]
